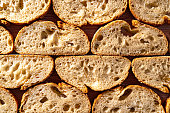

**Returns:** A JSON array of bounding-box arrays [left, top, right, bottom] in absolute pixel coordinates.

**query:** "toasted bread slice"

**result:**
[[20, 83, 91, 113], [132, 56, 170, 93], [129, 0, 170, 25], [14, 21, 90, 55], [0, 0, 51, 24], [166, 97, 170, 113], [52, 0, 127, 26], [0, 26, 13, 54], [0, 87, 18, 113], [92, 85, 165, 113], [91, 20, 168, 56], [55, 56, 131, 93], [0, 55, 53, 90]]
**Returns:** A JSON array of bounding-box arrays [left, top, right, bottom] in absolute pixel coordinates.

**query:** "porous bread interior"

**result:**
[[15, 21, 89, 55], [55, 56, 130, 93], [0, 87, 17, 113], [132, 57, 170, 93], [20, 83, 90, 113], [91, 20, 168, 56], [93, 85, 165, 113], [0, 55, 53, 90], [0, 26, 13, 54], [129, 0, 170, 24], [53, 0, 127, 26], [0, 0, 50, 23]]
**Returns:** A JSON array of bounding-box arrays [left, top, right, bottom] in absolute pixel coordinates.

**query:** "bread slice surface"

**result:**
[[91, 20, 168, 56], [0, 55, 53, 90], [55, 56, 131, 93], [15, 21, 90, 55], [92, 85, 165, 113], [132, 56, 170, 93], [129, 0, 170, 25], [0, 87, 18, 113], [20, 83, 91, 113], [0, 26, 13, 54], [166, 97, 170, 113], [52, 0, 127, 26], [0, 0, 51, 24]]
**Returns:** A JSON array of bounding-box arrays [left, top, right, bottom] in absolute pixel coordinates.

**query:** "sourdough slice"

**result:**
[[92, 85, 165, 113], [0, 55, 53, 90], [91, 20, 168, 56], [55, 56, 131, 93], [20, 83, 91, 113], [0, 26, 13, 54], [0, 87, 18, 113], [132, 56, 170, 93], [129, 0, 170, 25], [166, 97, 170, 113], [0, 0, 51, 24], [52, 0, 127, 26], [14, 21, 90, 55]]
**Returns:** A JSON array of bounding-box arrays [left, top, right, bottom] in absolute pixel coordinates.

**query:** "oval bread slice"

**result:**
[[92, 85, 165, 113], [91, 20, 168, 56], [0, 87, 18, 113], [14, 21, 90, 55], [129, 0, 170, 25], [132, 56, 170, 93], [166, 97, 170, 113], [0, 0, 51, 24], [55, 56, 131, 93], [20, 83, 91, 113], [0, 55, 53, 90], [52, 0, 127, 26], [0, 26, 13, 54]]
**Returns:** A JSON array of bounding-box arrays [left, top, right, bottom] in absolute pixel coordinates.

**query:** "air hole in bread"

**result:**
[[147, 36, 154, 41], [122, 8, 125, 11], [114, 77, 120, 81], [81, 1, 87, 7], [66, 42, 74, 46], [118, 37, 122, 44], [8, 40, 12, 46], [51, 86, 67, 98], [41, 31, 48, 40], [103, 106, 108, 111], [76, 45, 80, 51], [146, 3, 158, 9], [157, 34, 163, 37], [121, 26, 138, 37], [154, 100, 159, 105], [129, 107, 135, 112], [22, 69, 26, 74], [45, 0, 48, 3], [118, 89, 132, 101], [94, 44, 99, 50], [3, 65, 10, 71], [140, 39, 149, 43], [19, 0, 24, 10], [97, 35, 103, 41], [75, 103, 81, 109], [113, 107, 119, 112], [0, 99, 5, 105], [46, 28, 55, 34], [18, 41, 21, 46], [151, 47, 155, 51], [104, 65, 109, 73], [144, 69, 150, 74], [151, 110, 156, 112], [63, 104, 70, 111], [84, 67, 88, 74], [40, 97, 48, 103], [88, 65, 93, 71], [102, 4, 106, 10], [140, 49, 146, 53], [42, 42, 45, 48]]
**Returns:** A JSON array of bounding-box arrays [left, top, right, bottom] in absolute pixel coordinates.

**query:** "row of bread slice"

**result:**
[[0, 20, 169, 55], [0, 0, 169, 26], [1, 83, 169, 113], [0, 55, 169, 94]]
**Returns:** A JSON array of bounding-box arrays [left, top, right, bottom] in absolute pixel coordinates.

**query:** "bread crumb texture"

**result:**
[[0, 87, 17, 113], [91, 20, 168, 56], [0, 26, 13, 54], [55, 56, 131, 93], [53, 0, 127, 26], [20, 83, 91, 113], [15, 21, 90, 55], [166, 97, 170, 113], [92, 85, 165, 113], [129, 0, 170, 25], [0, 55, 53, 90], [132, 56, 170, 93], [0, 0, 50, 24]]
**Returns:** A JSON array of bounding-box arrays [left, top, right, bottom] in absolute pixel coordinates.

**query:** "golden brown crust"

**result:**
[[55, 55, 131, 93], [166, 97, 170, 113], [132, 56, 170, 93], [91, 20, 168, 56]]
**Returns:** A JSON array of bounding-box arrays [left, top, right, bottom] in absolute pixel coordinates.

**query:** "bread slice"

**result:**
[[0, 87, 18, 113], [55, 56, 131, 93], [129, 0, 170, 25], [0, 26, 13, 54], [52, 0, 127, 26], [14, 21, 90, 55], [20, 83, 91, 113], [0, 55, 53, 90], [91, 20, 168, 56], [166, 97, 170, 113], [92, 85, 165, 113], [132, 56, 170, 93], [0, 0, 51, 24]]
